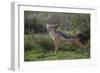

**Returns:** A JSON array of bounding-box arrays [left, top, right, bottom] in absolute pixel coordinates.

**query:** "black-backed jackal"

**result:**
[[46, 24, 85, 53]]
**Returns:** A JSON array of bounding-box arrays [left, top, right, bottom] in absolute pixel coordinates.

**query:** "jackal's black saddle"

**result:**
[[55, 31, 74, 39]]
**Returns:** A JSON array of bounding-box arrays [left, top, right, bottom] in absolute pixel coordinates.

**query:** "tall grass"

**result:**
[[24, 34, 90, 61]]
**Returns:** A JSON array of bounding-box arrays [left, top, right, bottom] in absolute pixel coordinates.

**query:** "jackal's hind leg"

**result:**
[[77, 42, 85, 48]]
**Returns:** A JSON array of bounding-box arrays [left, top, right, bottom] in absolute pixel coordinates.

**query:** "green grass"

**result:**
[[24, 34, 90, 61]]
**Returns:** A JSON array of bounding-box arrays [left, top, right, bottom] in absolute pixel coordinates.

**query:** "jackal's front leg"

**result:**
[[54, 41, 59, 54]]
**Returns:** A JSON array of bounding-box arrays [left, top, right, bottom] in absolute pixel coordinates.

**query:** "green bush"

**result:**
[[24, 34, 90, 61]]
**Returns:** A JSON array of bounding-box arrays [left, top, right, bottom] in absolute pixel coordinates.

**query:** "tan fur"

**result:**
[[46, 24, 84, 53]]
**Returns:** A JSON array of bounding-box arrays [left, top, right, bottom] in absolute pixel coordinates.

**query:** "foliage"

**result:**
[[24, 11, 90, 61], [71, 14, 90, 41], [24, 11, 90, 40], [24, 34, 90, 61]]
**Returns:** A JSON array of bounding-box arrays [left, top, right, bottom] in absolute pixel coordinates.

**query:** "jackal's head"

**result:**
[[46, 24, 57, 32]]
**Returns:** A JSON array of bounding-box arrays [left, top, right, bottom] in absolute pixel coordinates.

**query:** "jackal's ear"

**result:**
[[46, 24, 48, 27], [46, 24, 50, 27]]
